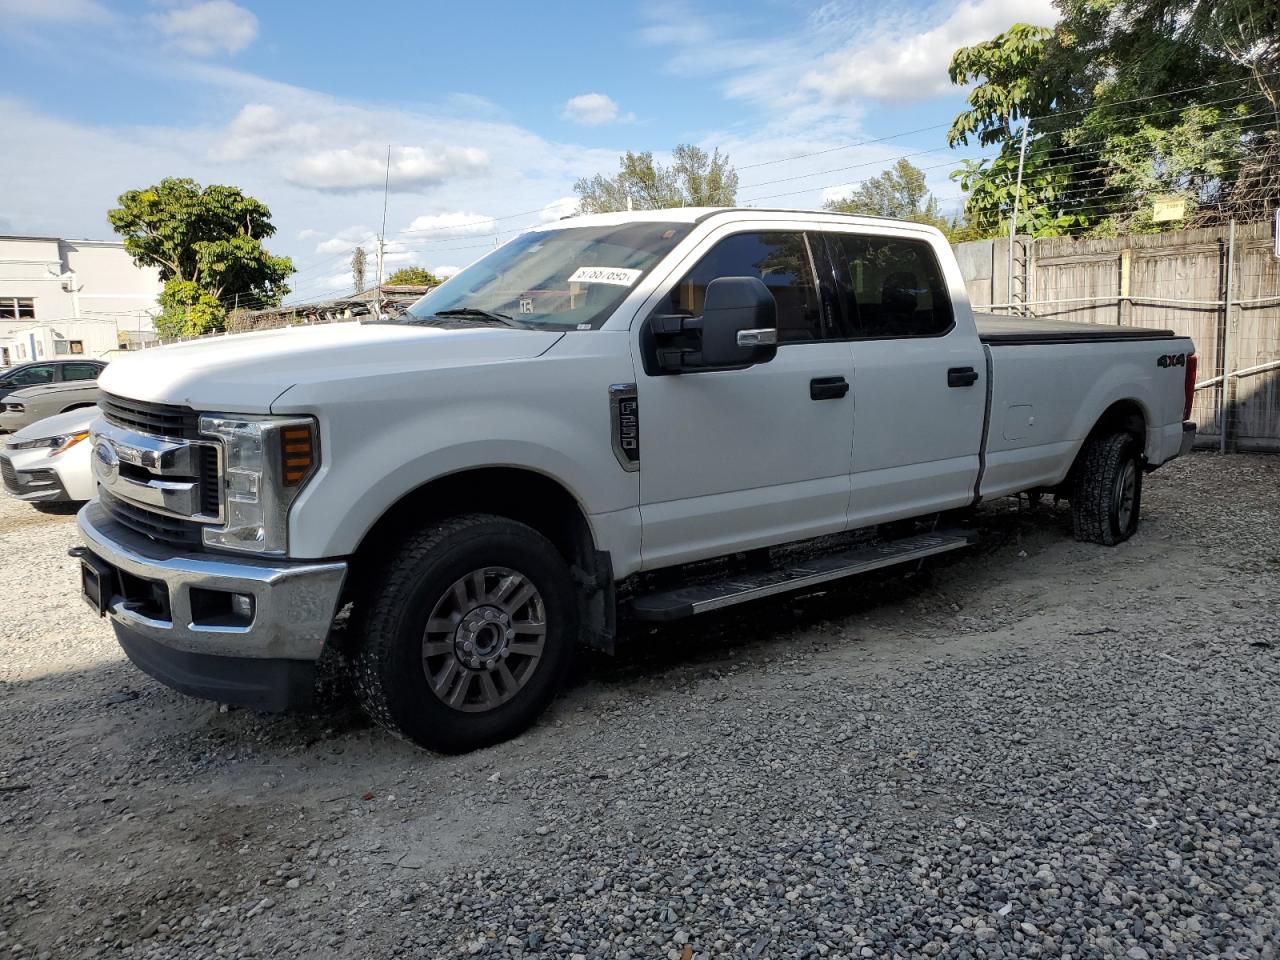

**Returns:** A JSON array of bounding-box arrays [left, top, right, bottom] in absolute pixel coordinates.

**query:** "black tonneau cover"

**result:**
[[976, 312, 1178, 345]]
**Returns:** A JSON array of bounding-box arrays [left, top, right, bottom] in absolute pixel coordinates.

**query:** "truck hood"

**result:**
[[97, 321, 566, 412]]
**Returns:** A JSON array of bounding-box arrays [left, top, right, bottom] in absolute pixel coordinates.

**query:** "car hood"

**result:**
[[7, 405, 100, 441], [97, 321, 566, 412], [5, 381, 94, 402]]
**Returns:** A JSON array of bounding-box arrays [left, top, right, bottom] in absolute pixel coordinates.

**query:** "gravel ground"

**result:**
[[1, 451, 1278, 960]]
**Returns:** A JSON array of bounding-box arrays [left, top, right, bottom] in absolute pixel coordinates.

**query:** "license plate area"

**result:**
[[80, 553, 116, 617]]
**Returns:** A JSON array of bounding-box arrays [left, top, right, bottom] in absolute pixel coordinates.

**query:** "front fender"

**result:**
[[272, 335, 638, 558]]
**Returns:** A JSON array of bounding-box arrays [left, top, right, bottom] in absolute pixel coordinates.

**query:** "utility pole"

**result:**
[[1007, 118, 1031, 315], [375, 145, 391, 315]]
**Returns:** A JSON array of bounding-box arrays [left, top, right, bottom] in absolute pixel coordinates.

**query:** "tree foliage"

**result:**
[[948, 1, 1280, 238], [824, 159, 949, 231], [384, 266, 442, 286], [108, 178, 295, 337], [574, 144, 739, 213]]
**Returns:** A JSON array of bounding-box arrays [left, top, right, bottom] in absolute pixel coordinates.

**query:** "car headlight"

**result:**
[[7, 431, 88, 454], [199, 415, 318, 555]]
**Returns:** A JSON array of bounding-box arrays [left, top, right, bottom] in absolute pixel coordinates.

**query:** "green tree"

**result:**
[[574, 144, 738, 213], [108, 178, 295, 337], [947, 1, 1280, 237], [384, 266, 442, 286], [823, 159, 949, 230]]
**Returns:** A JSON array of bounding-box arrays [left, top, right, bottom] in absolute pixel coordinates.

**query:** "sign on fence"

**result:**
[[1152, 196, 1187, 223]]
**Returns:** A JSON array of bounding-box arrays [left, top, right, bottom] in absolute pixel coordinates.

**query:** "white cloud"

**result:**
[[821, 184, 858, 205], [215, 103, 323, 161], [643, 0, 1058, 112], [285, 143, 489, 193], [153, 1, 259, 58], [803, 0, 1058, 104], [433, 265, 462, 278], [562, 92, 622, 125], [316, 236, 362, 255], [319, 271, 352, 292], [404, 211, 496, 237], [538, 196, 578, 222], [310, 225, 375, 255], [0, 0, 109, 21]]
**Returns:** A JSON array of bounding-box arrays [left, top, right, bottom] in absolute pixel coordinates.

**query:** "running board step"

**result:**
[[629, 530, 978, 622]]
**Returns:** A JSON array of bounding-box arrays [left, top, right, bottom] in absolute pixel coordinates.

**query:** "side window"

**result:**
[[671, 232, 824, 342], [9, 364, 55, 385], [823, 233, 954, 338], [62, 362, 101, 381]]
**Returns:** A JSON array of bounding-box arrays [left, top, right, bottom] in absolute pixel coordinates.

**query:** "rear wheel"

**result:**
[[352, 513, 577, 753], [1071, 432, 1143, 545]]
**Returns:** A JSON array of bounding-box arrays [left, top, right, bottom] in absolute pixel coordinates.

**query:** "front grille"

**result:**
[[99, 488, 203, 548], [200, 446, 221, 515], [100, 393, 202, 440], [0, 455, 17, 492]]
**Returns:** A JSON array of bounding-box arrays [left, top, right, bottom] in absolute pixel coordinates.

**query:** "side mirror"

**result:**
[[648, 276, 779, 373], [698, 277, 779, 368]]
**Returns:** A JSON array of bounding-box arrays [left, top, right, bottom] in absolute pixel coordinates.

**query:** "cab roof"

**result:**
[[533, 207, 943, 235]]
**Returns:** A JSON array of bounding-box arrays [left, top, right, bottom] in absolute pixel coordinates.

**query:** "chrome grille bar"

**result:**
[[90, 403, 224, 547]]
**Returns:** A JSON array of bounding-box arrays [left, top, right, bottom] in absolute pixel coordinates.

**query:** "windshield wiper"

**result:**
[[428, 307, 524, 327]]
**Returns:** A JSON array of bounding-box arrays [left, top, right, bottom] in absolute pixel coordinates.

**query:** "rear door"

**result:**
[[634, 228, 856, 570], [814, 230, 986, 526], [61, 361, 102, 383]]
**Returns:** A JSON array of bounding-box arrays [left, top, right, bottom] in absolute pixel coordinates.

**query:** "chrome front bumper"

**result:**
[[77, 500, 347, 662]]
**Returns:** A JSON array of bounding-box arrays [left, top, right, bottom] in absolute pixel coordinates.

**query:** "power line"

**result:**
[[735, 122, 954, 170]]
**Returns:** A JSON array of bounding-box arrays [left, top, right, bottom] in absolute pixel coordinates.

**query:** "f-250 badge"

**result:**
[[1157, 353, 1187, 368]]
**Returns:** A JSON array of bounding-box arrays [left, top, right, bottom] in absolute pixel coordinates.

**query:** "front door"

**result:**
[[634, 229, 856, 571], [813, 230, 986, 527]]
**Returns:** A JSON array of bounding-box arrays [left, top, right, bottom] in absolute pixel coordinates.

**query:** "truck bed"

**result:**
[[976, 313, 1178, 345]]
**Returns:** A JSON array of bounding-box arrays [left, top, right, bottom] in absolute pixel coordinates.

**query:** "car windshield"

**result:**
[[388, 221, 692, 331]]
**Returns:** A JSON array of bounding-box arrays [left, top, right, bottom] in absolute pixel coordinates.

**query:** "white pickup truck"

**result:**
[[75, 208, 1197, 752]]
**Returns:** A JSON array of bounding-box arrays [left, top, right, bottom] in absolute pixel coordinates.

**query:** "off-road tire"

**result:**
[[1071, 432, 1143, 545], [351, 513, 577, 753]]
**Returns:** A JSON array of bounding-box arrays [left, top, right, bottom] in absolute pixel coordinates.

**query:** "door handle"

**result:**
[[810, 376, 849, 400], [948, 366, 979, 388]]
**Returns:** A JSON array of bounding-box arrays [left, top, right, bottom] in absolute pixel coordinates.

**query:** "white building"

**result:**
[[0, 235, 162, 365]]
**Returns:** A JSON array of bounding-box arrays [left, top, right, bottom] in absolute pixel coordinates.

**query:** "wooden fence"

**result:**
[[955, 220, 1280, 452]]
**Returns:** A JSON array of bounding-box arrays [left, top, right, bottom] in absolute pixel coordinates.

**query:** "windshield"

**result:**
[[393, 221, 692, 330]]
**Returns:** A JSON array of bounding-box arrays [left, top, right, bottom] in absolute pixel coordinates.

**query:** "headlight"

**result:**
[[7, 431, 88, 454], [199, 415, 318, 555]]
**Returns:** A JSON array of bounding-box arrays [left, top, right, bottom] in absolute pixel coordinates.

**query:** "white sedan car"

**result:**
[[0, 406, 97, 504]]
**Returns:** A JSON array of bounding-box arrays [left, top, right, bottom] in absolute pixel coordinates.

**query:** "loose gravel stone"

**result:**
[[1, 453, 1278, 959]]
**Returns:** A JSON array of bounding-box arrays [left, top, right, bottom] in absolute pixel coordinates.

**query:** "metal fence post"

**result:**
[[1220, 219, 1237, 454]]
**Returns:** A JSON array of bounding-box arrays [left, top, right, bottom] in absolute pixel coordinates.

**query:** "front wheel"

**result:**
[[1071, 432, 1143, 545], [352, 513, 578, 753]]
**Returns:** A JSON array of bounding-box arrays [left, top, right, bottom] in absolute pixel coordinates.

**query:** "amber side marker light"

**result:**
[[280, 425, 316, 487]]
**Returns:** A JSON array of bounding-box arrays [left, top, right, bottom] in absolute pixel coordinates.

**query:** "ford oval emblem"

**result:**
[[93, 440, 120, 484]]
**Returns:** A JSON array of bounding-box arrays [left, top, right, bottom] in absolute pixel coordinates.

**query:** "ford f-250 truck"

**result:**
[[74, 209, 1197, 752]]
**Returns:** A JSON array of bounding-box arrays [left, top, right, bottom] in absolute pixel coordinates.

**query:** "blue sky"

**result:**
[[0, 0, 1056, 303]]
